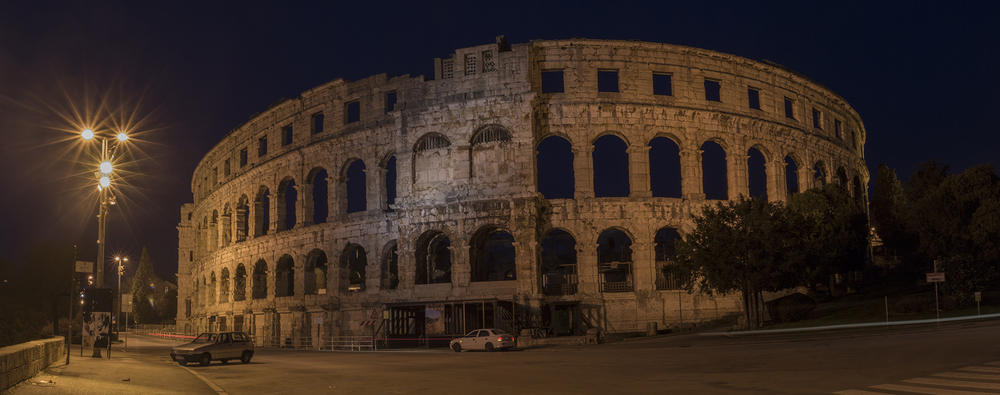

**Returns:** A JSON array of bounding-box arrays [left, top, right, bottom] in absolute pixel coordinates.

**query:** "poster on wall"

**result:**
[[83, 289, 113, 349], [425, 304, 444, 335]]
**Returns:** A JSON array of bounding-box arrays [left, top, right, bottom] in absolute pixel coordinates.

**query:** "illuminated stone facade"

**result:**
[[177, 38, 868, 345]]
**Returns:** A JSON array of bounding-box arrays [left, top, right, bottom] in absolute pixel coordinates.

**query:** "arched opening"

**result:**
[[278, 178, 297, 231], [593, 134, 629, 198], [384, 156, 396, 212], [597, 228, 633, 293], [342, 244, 367, 292], [536, 136, 574, 199], [381, 241, 399, 290], [701, 141, 728, 200], [222, 204, 232, 246], [236, 195, 249, 242], [304, 249, 328, 295], [254, 187, 270, 236], [233, 264, 247, 301], [252, 259, 268, 299], [219, 268, 230, 303], [540, 229, 577, 295], [814, 161, 827, 187], [415, 230, 451, 284], [837, 167, 848, 187], [747, 147, 767, 200], [649, 137, 682, 198], [853, 175, 864, 203], [471, 125, 514, 185], [275, 255, 295, 297], [209, 272, 217, 305], [345, 160, 367, 213], [654, 227, 681, 290], [785, 156, 799, 195], [309, 168, 329, 224], [470, 227, 516, 282]]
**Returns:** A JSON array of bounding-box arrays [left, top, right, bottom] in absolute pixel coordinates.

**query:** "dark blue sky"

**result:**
[[1, 1, 997, 280]]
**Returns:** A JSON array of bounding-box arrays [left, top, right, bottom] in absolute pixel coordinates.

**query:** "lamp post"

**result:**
[[81, 128, 128, 288], [115, 256, 128, 338]]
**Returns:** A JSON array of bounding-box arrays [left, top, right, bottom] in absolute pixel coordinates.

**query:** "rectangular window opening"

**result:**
[[704, 80, 721, 102], [812, 109, 822, 129], [312, 112, 324, 134], [835, 119, 842, 139], [652, 73, 672, 96], [240, 148, 248, 167], [282, 125, 293, 146], [784, 98, 795, 119], [748, 88, 761, 109], [224, 159, 231, 176], [345, 100, 360, 124], [598, 69, 619, 93], [386, 91, 397, 113], [258, 137, 267, 157], [541, 70, 564, 94], [465, 54, 477, 76]]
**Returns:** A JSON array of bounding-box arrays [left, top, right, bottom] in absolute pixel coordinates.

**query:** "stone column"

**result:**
[[767, 158, 785, 202], [680, 147, 704, 200], [631, 242, 655, 292], [576, 243, 599, 294], [208, 220, 218, 254], [573, 145, 595, 199], [221, 213, 232, 247], [450, 240, 470, 287], [397, 243, 416, 294], [515, 240, 539, 296], [298, 183, 314, 228], [729, 151, 749, 201], [628, 145, 652, 198]]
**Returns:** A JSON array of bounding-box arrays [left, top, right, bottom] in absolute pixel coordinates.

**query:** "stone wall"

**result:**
[[177, 38, 868, 343], [0, 337, 64, 391]]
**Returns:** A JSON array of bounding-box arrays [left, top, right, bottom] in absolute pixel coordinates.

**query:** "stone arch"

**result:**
[[343, 159, 367, 214], [275, 254, 295, 297], [701, 140, 728, 200], [219, 267, 230, 303], [304, 249, 329, 295], [236, 194, 250, 242], [593, 134, 629, 198], [251, 259, 268, 299], [341, 244, 368, 292], [814, 160, 828, 187], [597, 227, 634, 293], [470, 124, 512, 145], [277, 177, 297, 231], [222, 203, 232, 246], [747, 147, 767, 200], [415, 230, 452, 285], [540, 228, 578, 295], [412, 133, 453, 190], [784, 155, 800, 195], [648, 136, 682, 198], [654, 227, 682, 290], [470, 124, 515, 184], [380, 240, 399, 290], [836, 166, 848, 187], [469, 225, 516, 282], [536, 135, 574, 199], [307, 167, 329, 224], [209, 271, 217, 305], [852, 175, 864, 203], [380, 154, 397, 212], [233, 263, 247, 301], [254, 186, 270, 236]]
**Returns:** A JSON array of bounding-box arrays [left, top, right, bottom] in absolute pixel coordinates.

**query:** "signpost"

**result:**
[[928, 260, 945, 325], [975, 291, 982, 315]]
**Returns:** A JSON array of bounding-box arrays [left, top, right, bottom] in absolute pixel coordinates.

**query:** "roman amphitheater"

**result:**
[[177, 37, 868, 347]]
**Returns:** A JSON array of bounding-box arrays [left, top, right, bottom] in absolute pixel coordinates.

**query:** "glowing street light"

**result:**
[[81, 128, 129, 288]]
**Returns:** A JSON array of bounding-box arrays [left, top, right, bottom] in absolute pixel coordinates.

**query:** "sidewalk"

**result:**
[[4, 338, 217, 395]]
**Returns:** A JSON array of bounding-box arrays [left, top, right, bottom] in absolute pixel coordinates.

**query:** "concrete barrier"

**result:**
[[0, 337, 65, 391]]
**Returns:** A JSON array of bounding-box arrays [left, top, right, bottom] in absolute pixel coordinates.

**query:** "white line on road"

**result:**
[[961, 367, 1000, 373], [935, 372, 1000, 381], [181, 366, 229, 395], [903, 377, 1000, 390], [833, 390, 895, 394], [871, 383, 998, 394]]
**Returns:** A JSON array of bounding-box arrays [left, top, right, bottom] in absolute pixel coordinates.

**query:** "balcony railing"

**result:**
[[599, 262, 633, 293]]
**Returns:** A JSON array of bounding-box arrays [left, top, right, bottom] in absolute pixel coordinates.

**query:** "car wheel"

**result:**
[[240, 351, 252, 364], [177, 360, 187, 367], [220, 359, 229, 364], [199, 353, 211, 366], [484, 343, 494, 352], [452, 343, 462, 353]]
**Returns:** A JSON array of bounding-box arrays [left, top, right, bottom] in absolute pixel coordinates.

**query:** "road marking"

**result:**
[[962, 367, 1000, 373], [935, 372, 1000, 381], [833, 390, 895, 394], [903, 377, 1000, 390], [871, 383, 997, 394], [181, 366, 229, 395]]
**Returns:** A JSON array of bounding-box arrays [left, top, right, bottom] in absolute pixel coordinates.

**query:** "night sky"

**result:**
[[1, 1, 998, 281]]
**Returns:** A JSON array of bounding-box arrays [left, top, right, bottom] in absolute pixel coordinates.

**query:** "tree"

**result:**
[[904, 159, 949, 203], [131, 247, 156, 324], [785, 184, 870, 295], [673, 197, 796, 330], [19, 242, 75, 335], [870, 164, 918, 264]]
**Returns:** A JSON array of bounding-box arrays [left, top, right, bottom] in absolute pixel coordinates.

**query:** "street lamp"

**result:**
[[115, 256, 128, 345], [81, 128, 128, 288]]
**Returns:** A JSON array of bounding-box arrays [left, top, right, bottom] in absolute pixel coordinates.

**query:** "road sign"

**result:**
[[975, 292, 982, 302], [76, 261, 93, 273], [926, 272, 945, 283]]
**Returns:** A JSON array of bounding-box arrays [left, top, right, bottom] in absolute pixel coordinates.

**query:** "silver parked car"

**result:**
[[170, 331, 255, 366], [450, 328, 515, 352]]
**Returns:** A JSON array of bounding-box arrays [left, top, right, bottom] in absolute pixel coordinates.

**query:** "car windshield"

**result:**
[[192, 333, 218, 344], [493, 329, 508, 335]]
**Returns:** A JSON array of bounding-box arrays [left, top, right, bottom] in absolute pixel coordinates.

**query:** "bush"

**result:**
[[0, 296, 46, 347], [766, 293, 817, 323]]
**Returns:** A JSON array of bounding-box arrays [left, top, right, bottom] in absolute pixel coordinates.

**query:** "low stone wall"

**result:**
[[0, 337, 65, 391]]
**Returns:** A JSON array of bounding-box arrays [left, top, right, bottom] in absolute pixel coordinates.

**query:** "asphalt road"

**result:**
[[9, 321, 1000, 394]]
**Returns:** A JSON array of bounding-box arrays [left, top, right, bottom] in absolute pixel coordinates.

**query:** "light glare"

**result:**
[[99, 176, 111, 188], [82, 129, 95, 140], [116, 132, 128, 142], [100, 161, 113, 174]]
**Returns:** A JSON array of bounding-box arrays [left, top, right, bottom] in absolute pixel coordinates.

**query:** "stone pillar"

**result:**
[[573, 145, 595, 199], [680, 147, 704, 200], [730, 151, 748, 201], [397, 243, 415, 293], [577, 243, 599, 294], [298, 183, 314, 228], [221, 213, 232, 247], [370, 167, 388, 211], [208, 221, 218, 254], [628, 145, 652, 198], [450, 240, 470, 287], [631, 242, 655, 292], [515, 240, 539, 295], [767, 158, 785, 202]]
